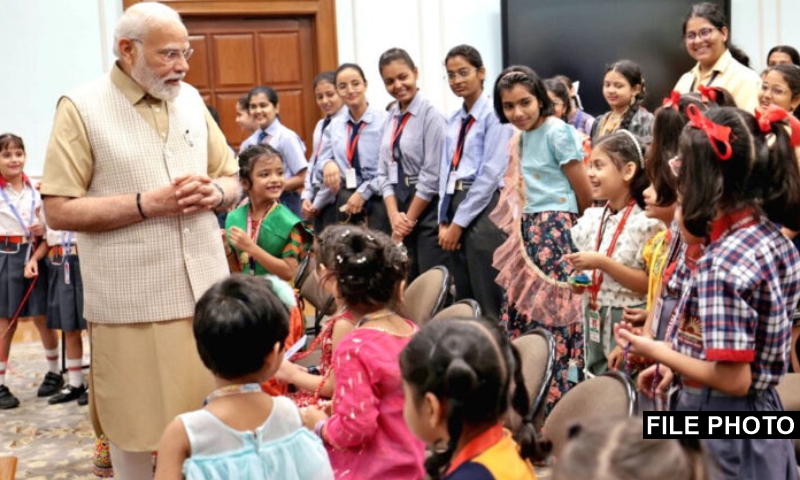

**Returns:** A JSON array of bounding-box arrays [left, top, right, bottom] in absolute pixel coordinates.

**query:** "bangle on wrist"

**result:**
[[314, 419, 326, 438], [136, 192, 147, 219], [211, 182, 225, 209]]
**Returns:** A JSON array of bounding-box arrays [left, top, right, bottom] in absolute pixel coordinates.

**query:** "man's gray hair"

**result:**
[[113, 2, 183, 58]]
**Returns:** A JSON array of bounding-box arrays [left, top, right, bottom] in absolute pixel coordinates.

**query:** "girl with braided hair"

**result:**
[[591, 60, 654, 145], [301, 225, 425, 479], [400, 318, 548, 479]]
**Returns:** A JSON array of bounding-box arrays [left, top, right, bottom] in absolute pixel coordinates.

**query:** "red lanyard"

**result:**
[[451, 116, 476, 170], [346, 121, 366, 166], [391, 113, 412, 160], [589, 200, 635, 309]]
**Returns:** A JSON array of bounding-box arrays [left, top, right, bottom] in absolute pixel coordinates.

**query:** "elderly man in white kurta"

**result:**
[[40, 3, 239, 478]]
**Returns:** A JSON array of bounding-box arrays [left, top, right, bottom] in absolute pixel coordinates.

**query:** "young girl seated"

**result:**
[[567, 130, 662, 377], [301, 226, 426, 479], [553, 417, 709, 480], [275, 225, 357, 409], [154, 275, 334, 480], [400, 318, 547, 480], [616, 106, 800, 479]]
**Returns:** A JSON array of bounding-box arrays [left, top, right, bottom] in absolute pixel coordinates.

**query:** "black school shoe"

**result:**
[[78, 389, 89, 406], [48, 384, 87, 405], [0, 385, 20, 409], [37, 371, 64, 397]]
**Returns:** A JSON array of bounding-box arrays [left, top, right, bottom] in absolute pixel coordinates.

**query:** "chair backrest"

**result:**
[[544, 371, 637, 456], [0, 456, 17, 480], [429, 299, 481, 324], [777, 373, 800, 411], [297, 256, 336, 316], [506, 328, 554, 433], [403, 266, 450, 324]]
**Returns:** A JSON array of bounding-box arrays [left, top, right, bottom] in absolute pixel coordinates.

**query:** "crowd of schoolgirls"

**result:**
[[4, 1, 800, 479]]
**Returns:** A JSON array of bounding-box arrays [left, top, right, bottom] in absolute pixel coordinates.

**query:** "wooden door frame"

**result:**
[[122, 0, 339, 73]]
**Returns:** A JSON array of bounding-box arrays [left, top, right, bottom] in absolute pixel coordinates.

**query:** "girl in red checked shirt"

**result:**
[[616, 105, 800, 480]]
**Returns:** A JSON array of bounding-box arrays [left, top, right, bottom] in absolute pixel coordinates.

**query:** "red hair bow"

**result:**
[[697, 85, 718, 104], [685, 104, 733, 160], [755, 105, 800, 147], [662, 91, 680, 110]]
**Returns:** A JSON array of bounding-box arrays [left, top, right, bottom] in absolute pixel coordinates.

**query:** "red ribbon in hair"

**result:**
[[685, 104, 733, 160], [755, 105, 800, 147], [697, 85, 718, 104], [662, 91, 681, 110]]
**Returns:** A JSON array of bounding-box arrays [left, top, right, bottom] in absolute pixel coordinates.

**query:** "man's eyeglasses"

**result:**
[[131, 38, 194, 63], [684, 27, 717, 43]]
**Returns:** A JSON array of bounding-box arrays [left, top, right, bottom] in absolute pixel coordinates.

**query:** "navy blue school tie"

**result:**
[[439, 115, 473, 222], [257, 129, 269, 145], [348, 120, 364, 182], [393, 113, 411, 203]]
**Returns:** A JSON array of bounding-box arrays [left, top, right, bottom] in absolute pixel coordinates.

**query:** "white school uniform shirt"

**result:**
[[302, 106, 348, 205], [571, 204, 663, 308], [0, 176, 43, 236]]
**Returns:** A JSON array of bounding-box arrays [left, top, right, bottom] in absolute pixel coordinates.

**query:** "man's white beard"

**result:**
[[131, 55, 184, 101]]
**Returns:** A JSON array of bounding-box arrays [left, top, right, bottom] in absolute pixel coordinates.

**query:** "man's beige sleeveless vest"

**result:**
[[66, 77, 228, 324]]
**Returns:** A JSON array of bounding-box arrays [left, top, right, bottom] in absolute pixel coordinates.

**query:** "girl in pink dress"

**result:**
[[302, 225, 425, 480], [276, 226, 358, 410]]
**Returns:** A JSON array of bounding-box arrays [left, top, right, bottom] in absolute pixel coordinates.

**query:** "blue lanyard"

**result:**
[[0, 184, 36, 262], [0, 183, 35, 237]]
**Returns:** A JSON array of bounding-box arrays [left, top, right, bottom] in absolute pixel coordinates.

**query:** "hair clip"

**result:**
[[501, 70, 527, 81], [341, 229, 351, 237], [336, 254, 344, 264], [755, 105, 800, 147], [668, 155, 682, 177], [697, 84, 718, 104], [355, 256, 367, 264], [685, 104, 733, 160], [618, 129, 645, 167], [366, 235, 375, 241], [662, 90, 680, 111]]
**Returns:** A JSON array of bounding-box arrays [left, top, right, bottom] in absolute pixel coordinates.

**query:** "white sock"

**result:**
[[0, 361, 6, 386], [44, 348, 59, 373], [109, 444, 153, 480], [66, 358, 84, 387]]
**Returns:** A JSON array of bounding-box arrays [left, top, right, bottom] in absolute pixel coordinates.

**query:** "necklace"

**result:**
[[355, 309, 395, 327], [203, 383, 262, 406]]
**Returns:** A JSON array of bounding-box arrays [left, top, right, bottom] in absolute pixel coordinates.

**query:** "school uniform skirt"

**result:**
[[0, 245, 47, 318], [676, 386, 799, 480], [45, 254, 86, 332]]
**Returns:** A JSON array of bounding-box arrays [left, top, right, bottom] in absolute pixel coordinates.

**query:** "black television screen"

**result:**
[[502, 0, 731, 115]]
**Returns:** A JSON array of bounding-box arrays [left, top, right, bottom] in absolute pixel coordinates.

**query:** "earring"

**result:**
[[432, 438, 449, 454]]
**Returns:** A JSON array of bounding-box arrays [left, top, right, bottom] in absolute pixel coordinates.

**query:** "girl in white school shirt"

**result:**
[[0, 133, 62, 410], [320, 63, 390, 233], [376, 48, 447, 281], [301, 71, 347, 234], [438, 45, 513, 322]]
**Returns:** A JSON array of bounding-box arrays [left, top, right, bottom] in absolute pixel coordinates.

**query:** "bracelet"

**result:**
[[136, 192, 147, 219], [314, 419, 326, 438], [211, 182, 225, 209]]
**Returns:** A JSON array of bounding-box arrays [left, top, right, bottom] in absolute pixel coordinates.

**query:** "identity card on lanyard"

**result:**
[[388, 113, 411, 185], [346, 122, 366, 189], [447, 116, 475, 194], [587, 200, 635, 344], [62, 231, 73, 285], [0, 184, 36, 262]]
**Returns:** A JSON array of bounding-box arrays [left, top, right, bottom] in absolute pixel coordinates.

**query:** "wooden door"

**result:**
[[123, 0, 339, 154], [185, 17, 317, 153]]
